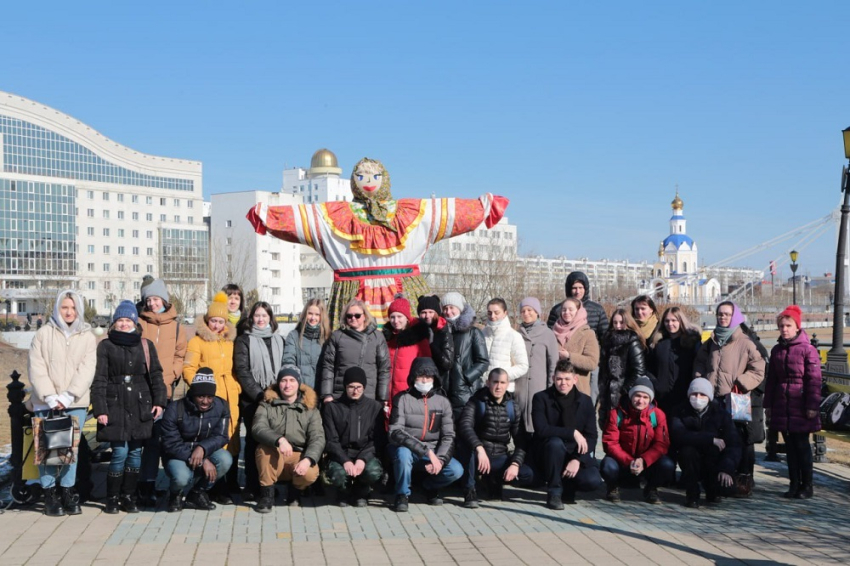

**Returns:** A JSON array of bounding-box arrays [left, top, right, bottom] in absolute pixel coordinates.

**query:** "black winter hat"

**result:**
[[343, 367, 367, 388], [278, 365, 302, 386], [417, 294, 442, 314], [190, 367, 217, 397]]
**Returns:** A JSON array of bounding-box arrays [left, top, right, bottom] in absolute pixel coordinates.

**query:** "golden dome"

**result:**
[[308, 148, 342, 177], [671, 190, 683, 210]]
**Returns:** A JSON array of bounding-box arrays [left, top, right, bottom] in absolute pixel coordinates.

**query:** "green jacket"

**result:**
[[251, 383, 325, 465]]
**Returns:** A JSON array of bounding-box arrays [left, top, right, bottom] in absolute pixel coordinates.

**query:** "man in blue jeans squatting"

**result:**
[[388, 357, 463, 512], [160, 367, 232, 512]]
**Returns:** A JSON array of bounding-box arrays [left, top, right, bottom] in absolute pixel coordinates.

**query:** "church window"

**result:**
[[683, 262, 688, 272]]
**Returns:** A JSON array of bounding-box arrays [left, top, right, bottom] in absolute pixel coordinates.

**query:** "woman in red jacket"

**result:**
[[601, 376, 675, 504], [384, 296, 433, 414]]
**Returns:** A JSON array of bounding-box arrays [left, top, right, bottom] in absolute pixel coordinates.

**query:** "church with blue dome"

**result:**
[[649, 191, 721, 303]]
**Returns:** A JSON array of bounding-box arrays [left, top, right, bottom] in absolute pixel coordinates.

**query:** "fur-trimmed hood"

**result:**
[[195, 317, 236, 342], [447, 304, 477, 333], [263, 382, 318, 410]]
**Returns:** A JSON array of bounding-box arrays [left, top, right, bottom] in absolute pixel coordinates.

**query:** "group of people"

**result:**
[[26, 269, 823, 517]]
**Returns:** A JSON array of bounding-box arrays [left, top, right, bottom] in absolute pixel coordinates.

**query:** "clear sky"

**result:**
[[3, 1, 849, 280]]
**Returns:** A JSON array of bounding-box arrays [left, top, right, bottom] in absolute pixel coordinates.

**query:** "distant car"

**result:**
[[91, 315, 110, 328]]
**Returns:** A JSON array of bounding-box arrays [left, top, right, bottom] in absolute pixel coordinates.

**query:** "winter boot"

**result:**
[[61, 486, 82, 515], [392, 494, 409, 513], [255, 486, 276, 514], [546, 491, 564, 510], [796, 468, 814, 499], [119, 469, 140, 513], [351, 483, 370, 507], [43, 486, 66, 517], [605, 486, 621, 503], [185, 489, 216, 511], [104, 473, 123, 514], [167, 492, 183, 513], [464, 488, 480, 509], [137, 481, 158, 508], [286, 485, 302, 507]]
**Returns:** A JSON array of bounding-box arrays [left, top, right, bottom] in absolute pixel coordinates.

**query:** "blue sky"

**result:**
[[3, 1, 849, 279]]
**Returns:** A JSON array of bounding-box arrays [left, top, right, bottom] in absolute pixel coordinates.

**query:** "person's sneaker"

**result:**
[[337, 495, 350, 508], [185, 489, 216, 511], [425, 489, 443, 506], [644, 488, 660, 504], [795, 484, 813, 499], [255, 487, 275, 514], [685, 497, 700, 509], [605, 486, 621, 503], [353, 498, 368, 508], [167, 492, 183, 513], [546, 492, 565, 510], [393, 494, 409, 513], [464, 488, 479, 509]]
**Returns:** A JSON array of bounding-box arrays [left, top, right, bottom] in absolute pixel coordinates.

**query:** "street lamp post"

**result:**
[[826, 128, 850, 373], [790, 250, 799, 306]]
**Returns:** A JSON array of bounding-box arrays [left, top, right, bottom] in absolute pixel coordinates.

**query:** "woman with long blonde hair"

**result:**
[[283, 299, 331, 390], [649, 306, 703, 412]]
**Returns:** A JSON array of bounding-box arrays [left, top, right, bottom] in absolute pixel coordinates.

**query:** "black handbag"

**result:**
[[41, 410, 74, 450]]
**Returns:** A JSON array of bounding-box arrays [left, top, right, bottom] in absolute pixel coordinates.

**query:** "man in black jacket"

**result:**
[[458, 368, 533, 508], [322, 367, 386, 507], [532, 359, 602, 509], [669, 378, 741, 508], [416, 294, 455, 374], [161, 368, 232, 512]]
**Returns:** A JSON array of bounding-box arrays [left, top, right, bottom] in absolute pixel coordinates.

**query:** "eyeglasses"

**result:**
[[345, 313, 363, 320]]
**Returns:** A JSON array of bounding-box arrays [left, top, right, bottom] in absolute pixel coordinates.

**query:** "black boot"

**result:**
[[256, 486, 276, 514], [43, 486, 66, 517], [104, 473, 123, 514], [137, 481, 158, 508], [286, 485, 302, 507], [61, 486, 82, 515], [210, 480, 233, 505], [351, 483, 370, 508], [167, 492, 183, 513], [119, 469, 140, 513], [796, 468, 814, 499], [185, 489, 216, 511]]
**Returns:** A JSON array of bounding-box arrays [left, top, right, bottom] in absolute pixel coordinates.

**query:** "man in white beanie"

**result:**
[[669, 377, 742, 508]]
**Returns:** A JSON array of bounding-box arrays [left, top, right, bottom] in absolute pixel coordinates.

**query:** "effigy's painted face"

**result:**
[[350, 158, 392, 203]]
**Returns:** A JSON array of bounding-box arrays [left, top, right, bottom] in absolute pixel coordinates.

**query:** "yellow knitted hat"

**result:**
[[207, 291, 229, 320]]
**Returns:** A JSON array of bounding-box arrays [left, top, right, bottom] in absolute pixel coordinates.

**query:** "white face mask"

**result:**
[[414, 381, 434, 394], [689, 396, 709, 411]]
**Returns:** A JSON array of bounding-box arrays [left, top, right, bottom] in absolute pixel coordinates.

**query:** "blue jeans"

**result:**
[[109, 440, 145, 474], [391, 445, 463, 496], [36, 408, 87, 489], [600, 455, 675, 489], [465, 448, 535, 490], [165, 449, 233, 494]]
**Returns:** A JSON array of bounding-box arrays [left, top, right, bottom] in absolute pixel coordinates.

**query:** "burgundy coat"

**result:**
[[765, 329, 822, 433]]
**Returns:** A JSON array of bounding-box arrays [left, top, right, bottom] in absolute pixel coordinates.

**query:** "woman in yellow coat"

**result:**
[[183, 291, 241, 503]]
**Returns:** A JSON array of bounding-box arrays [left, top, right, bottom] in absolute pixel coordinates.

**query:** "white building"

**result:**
[[282, 148, 351, 204], [209, 191, 304, 316], [0, 91, 208, 318]]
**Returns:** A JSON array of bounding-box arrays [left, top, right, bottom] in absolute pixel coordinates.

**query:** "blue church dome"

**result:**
[[663, 234, 694, 249]]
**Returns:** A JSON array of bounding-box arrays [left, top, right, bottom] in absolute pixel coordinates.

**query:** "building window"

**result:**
[[87, 245, 95, 253], [132, 247, 139, 255], [271, 253, 280, 261], [87, 281, 96, 290], [118, 264, 125, 272], [103, 228, 110, 236], [117, 193, 124, 202], [103, 192, 109, 201], [87, 209, 95, 217], [117, 246, 125, 255], [174, 215, 180, 223], [87, 227, 95, 236], [103, 246, 110, 254], [160, 198, 167, 206], [118, 229, 125, 237], [160, 214, 167, 222], [132, 212, 139, 220], [146, 231, 153, 239], [146, 196, 153, 205], [187, 216, 194, 224], [271, 270, 280, 278], [87, 191, 94, 199], [87, 263, 95, 272], [146, 213, 153, 221], [173, 199, 180, 207], [133, 264, 140, 273], [271, 288, 280, 296], [132, 229, 139, 238], [146, 247, 153, 255], [117, 211, 124, 220], [225, 220, 232, 228], [187, 200, 194, 208], [226, 237, 232, 245], [103, 263, 110, 272], [103, 210, 110, 219], [132, 195, 139, 204]]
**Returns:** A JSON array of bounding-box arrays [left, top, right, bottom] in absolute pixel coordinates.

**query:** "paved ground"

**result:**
[[1, 443, 849, 565]]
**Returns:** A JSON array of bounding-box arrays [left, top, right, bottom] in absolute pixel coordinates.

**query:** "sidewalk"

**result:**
[[1, 445, 848, 565]]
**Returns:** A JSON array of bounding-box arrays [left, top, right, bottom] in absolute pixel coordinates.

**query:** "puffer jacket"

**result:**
[[282, 325, 324, 390], [649, 332, 702, 412], [483, 316, 529, 390], [389, 357, 455, 462], [531, 385, 598, 467], [602, 399, 670, 468], [321, 323, 390, 401], [694, 327, 765, 397], [765, 329, 822, 433], [458, 387, 527, 465], [669, 399, 742, 475], [252, 383, 325, 465], [139, 305, 187, 398], [384, 319, 433, 403], [445, 305, 489, 411], [598, 330, 647, 415], [160, 396, 230, 463], [322, 393, 386, 464], [233, 330, 285, 404], [183, 319, 241, 454], [516, 320, 559, 432], [28, 320, 97, 412], [91, 331, 168, 442], [546, 271, 609, 341]]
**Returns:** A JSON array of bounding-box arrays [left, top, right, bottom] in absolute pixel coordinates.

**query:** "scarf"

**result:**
[[553, 307, 588, 346], [556, 386, 578, 430], [521, 319, 542, 330], [227, 310, 241, 326], [247, 330, 284, 391], [108, 329, 141, 347], [635, 313, 658, 342], [713, 303, 745, 347]]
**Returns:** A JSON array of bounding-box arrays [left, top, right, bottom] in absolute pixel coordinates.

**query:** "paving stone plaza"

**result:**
[[1, 444, 848, 565]]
